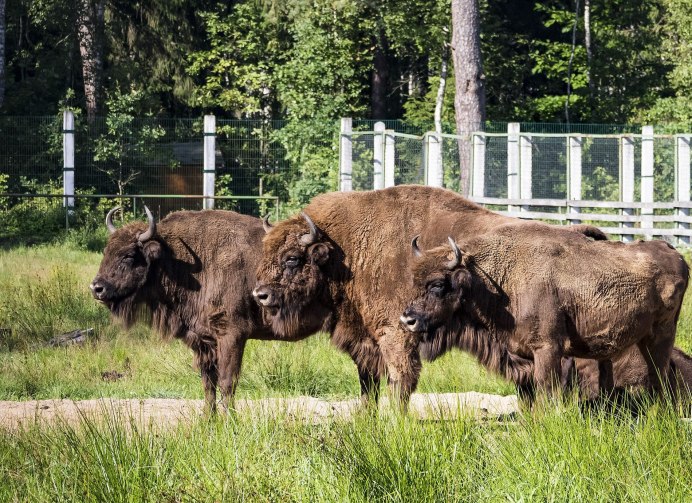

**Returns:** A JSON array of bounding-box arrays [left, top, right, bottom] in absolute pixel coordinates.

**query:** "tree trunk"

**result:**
[[584, 0, 595, 115], [0, 0, 5, 110], [371, 30, 389, 120], [77, 0, 105, 121], [451, 0, 485, 196], [434, 32, 450, 136]]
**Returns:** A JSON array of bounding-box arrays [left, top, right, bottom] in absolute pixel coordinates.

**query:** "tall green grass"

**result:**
[[0, 404, 689, 502]]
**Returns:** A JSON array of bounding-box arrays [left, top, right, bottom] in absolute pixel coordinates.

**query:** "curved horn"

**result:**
[[105, 206, 121, 235], [262, 214, 273, 233], [138, 205, 157, 242], [446, 236, 463, 270], [300, 212, 318, 246], [411, 235, 423, 257]]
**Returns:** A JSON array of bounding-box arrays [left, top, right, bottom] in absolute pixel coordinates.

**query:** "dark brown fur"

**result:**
[[404, 224, 689, 398], [563, 346, 692, 404], [91, 210, 300, 412], [255, 185, 610, 404]]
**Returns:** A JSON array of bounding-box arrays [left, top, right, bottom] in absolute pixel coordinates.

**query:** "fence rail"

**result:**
[[341, 120, 692, 245]]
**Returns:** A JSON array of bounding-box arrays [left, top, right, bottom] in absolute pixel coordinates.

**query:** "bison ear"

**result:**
[[452, 268, 472, 294], [308, 242, 330, 265], [142, 240, 162, 262]]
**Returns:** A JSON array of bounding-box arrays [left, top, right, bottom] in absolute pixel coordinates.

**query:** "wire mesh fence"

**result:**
[[1, 115, 691, 244]]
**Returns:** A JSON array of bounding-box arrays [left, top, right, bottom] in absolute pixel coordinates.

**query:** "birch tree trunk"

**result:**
[[584, 0, 595, 113], [77, 0, 105, 121], [451, 0, 485, 196]]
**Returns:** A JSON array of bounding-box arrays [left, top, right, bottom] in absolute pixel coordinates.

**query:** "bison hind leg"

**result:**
[[637, 330, 675, 401]]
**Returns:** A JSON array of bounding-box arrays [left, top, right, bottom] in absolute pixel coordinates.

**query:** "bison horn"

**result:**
[[262, 214, 273, 233], [411, 235, 423, 257], [138, 205, 157, 243], [105, 206, 122, 235], [447, 236, 463, 269], [300, 212, 318, 246]]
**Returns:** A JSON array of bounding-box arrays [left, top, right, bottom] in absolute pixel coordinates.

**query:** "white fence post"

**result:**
[[373, 121, 385, 190], [568, 135, 583, 224], [340, 118, 353, 191], [425, 132, 443, 187], [507, 123, 520, 211], [676, 135, 691, 245], [384, 129, 395, 188], [520, 133, 533, 212], [203, 115, 216, 210], [62, 110, 75, 209], [472, 133, 485, 197], [620, 135, 635, 242], [641, 125, 655, 231]]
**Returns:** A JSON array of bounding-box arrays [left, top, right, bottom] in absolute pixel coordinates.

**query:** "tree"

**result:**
[[92, 88, 167, 197], [76, 0, 105, 120], [451, 0, 485, 195]]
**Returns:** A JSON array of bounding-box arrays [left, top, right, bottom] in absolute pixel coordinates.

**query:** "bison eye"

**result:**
[[428, 281, 446, 296], [284, 256, 301, 268]]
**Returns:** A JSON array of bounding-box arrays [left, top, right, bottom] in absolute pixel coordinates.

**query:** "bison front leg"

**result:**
[[379, 327, 422, 411], [217, 335, 248, 412], [197, 353, 219, 414]]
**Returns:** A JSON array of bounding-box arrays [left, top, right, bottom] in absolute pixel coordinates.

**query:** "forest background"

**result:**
[[0, 0, 691, 243]]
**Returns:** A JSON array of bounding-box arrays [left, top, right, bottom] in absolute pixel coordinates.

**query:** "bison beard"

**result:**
[[92, 207, 285, 412], [254, 185, 616, 407], [403, 225, 689, 400]]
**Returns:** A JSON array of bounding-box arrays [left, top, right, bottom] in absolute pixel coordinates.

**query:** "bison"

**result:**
[[91, 206, 302, 412], [401, 226, 689, 399], [562, 346, 692, 405], [253, 185, 610, 405]]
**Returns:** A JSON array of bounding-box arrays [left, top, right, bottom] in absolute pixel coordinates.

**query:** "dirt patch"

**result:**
[[0, 392, 520, 430]]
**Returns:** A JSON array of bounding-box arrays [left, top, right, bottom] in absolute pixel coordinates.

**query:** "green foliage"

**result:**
[[92, 89, 169, 196], [187, 3, 281, 115]]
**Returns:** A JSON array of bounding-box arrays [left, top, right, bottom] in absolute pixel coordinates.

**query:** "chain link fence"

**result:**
[[1, 116, 690, 245]]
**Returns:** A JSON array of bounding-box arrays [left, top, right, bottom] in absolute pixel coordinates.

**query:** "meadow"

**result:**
[[0, 240, 690, 502]]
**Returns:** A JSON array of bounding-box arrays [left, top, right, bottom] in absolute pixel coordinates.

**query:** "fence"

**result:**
[[340, 120, 692, 245], [2, 113, 691, 245]]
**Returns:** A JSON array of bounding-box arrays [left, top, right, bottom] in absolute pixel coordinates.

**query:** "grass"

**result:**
[[0, 404, 689, 502], [0, 240, 691, 502]]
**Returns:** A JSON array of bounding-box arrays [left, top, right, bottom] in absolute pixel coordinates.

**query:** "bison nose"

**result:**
[[90, 280, 106, 300], [252, 286, 275, 307], [400, 310, 425, 333]]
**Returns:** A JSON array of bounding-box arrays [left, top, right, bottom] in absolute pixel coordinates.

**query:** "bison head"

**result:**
[[253, 212, 335, 338], [90, 206, 162, 325], [400, 236, 472, 338]]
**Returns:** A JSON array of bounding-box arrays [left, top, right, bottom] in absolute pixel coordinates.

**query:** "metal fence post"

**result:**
[[568, 135, 583, 225], [641, 125, 655, 231], [425, 132, 443, 187], [620, 135, 635, 242], [520, 133, 533, 212], [507, 123, 520, 211], [676, 135, 691, 245], [472, 133, 485, 197], [384, 129, 395, 188], [373, 121, 385, 190], [62, 110, 75, 211], [340, 118, 353, 191], [203, 114, 216, 210]]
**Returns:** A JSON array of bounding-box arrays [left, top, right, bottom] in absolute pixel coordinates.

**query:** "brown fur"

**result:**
[[255, 185, 610, 404], [92, 210, 299, 412], [404, 223, 689, 398], [564, 346, 692, 404]]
